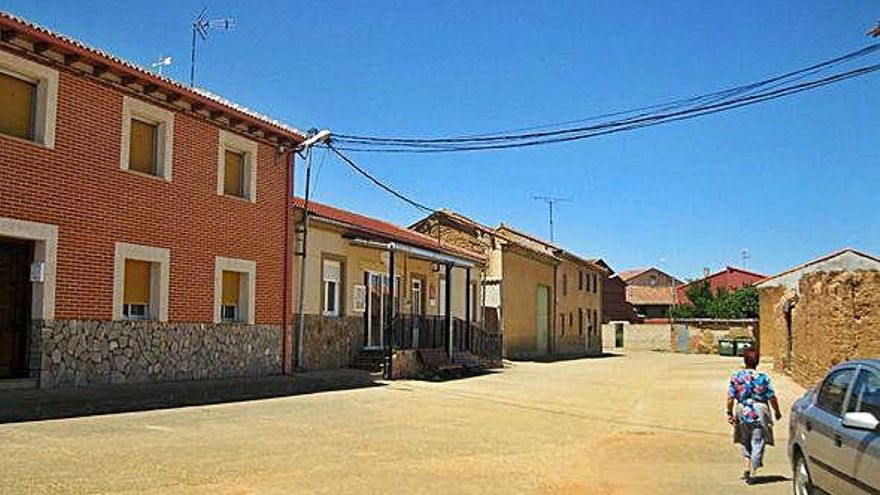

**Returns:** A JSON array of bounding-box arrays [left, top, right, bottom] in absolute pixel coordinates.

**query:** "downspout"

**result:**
[[281, 150, 294, 375]]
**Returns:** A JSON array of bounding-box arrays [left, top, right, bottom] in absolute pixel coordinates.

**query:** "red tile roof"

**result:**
[[292, 198, 484, 263]]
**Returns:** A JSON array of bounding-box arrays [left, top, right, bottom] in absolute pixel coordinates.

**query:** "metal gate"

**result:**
[[674, 324, 690, 353]]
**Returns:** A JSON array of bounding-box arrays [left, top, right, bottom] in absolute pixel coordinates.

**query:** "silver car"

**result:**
[[788, 359, 880, 495]]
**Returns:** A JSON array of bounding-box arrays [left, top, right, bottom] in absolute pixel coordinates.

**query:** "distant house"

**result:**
[[591, 259, 639, 324], [756, 248, 880, 386], [676, 266, 765, 304], [619, 268, 683, 320]]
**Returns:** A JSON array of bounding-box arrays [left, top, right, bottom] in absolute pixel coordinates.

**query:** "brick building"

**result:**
[[618, 267, 682, 320], [756, 248, 880, 386], [676, 266, 765, 304], [0, 13, 304, 388]]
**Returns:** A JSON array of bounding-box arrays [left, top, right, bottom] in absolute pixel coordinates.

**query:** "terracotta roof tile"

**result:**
[[292, 198, 484, 263]]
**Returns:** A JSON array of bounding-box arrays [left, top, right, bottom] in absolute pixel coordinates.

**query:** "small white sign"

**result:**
[[30, 261, 46, 283], [352, 285, 366, 313]]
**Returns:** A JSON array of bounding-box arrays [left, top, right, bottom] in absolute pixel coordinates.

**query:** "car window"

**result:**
[[816, 368, 855, 416], [846, 368, 880, 418]]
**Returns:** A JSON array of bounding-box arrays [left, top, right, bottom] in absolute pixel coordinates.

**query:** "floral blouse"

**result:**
[[728, 369, 776, 425]]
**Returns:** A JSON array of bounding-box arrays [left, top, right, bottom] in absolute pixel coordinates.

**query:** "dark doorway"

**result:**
[[614, 323, 624, 348], [0, 237, 32, 379]]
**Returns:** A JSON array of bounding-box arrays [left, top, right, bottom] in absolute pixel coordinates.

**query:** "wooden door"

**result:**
[[0, 239, 32, 378]]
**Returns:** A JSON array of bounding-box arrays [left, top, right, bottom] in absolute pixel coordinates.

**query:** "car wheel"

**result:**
[[793, 453, 814, 495]]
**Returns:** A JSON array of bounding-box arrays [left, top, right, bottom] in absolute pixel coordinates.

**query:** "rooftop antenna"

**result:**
[[533, 195, 570, 243], [190, 7, 235, 87], [150, 55, 173, 76], [741, 248, 750, 268]]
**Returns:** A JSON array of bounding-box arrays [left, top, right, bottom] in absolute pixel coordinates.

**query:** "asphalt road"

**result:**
[[0, 352, 805, 494]]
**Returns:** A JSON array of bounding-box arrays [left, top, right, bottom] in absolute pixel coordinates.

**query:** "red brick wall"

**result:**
[[0, 67, 290, 324]]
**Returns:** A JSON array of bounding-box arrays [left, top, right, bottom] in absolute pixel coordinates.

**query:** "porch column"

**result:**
[[445, 263, 452, 359], [465, 267, 472, 352], [385, 249, 395, 380]]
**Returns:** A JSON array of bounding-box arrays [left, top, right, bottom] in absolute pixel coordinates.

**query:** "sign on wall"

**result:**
[[352, 284, 366, 313]]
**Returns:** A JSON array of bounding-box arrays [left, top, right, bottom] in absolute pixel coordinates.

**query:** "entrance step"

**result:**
[[0, 378, 38, 391], [349, 349, 385, 373], [452, 351, 482, 370]]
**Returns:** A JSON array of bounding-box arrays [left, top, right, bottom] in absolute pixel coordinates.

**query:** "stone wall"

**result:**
[[602, 323, 672, 351], [298, 315, 363, 370], [390, 349, 422, 379], [36, 320, 282, 388], [789, 270, 880, 386], [671, 320, 757, 354]]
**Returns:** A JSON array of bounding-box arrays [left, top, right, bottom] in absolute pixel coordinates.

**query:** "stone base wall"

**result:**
[[36, 320, 282, 388], [297, 315, 363, 370]]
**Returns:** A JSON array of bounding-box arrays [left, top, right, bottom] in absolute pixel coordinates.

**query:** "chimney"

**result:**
[[703, 267, 711, 278]]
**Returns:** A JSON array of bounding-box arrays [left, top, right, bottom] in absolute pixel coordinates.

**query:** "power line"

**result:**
[[332, 44, 880, 152], [334, 61, 880, 153], [324, 142, 436, 213]]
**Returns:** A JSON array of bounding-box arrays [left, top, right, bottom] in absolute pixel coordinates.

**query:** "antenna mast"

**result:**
[[190, 8, 235, 87], [533, 195, 571, 243]]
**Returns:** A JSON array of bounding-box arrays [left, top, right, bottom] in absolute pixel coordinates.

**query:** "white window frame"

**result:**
[[322, 259, 341, 316], [217, 130, 258, 202], [214, 256, 256, 324], [0, 51, 58, 148], [119, 96, 174, 180], [112, 242, 171, 322]]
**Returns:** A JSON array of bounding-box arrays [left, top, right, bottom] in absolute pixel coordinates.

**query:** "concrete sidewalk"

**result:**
[[0, 369, 383, 423]]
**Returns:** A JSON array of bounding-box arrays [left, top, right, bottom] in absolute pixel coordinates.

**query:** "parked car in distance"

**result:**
[[788, 359, 880, 495]]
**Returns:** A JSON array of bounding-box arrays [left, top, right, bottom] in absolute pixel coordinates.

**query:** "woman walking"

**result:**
[[726, 348, 782, 485]]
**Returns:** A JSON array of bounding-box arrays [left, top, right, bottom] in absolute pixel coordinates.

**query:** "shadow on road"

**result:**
[[0, 369, 384, 424], [521, 353, 624, 364], [750, 475, 790, 485]]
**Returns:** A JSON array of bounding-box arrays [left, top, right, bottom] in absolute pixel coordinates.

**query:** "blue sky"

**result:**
[[6, 1, 879, 279]]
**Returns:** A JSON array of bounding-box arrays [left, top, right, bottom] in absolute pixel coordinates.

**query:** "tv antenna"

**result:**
[[190, 7, 235, 87], [533, 195, 570, 243], [150, 55, 173, 76], [741, 248, 750, 268]]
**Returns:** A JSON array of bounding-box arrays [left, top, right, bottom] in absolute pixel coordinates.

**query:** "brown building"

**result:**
[[496, 226, 606, 356], [618, 267, 682, 320], [756, 248, 880, 386], [411, 211, 605, 358]]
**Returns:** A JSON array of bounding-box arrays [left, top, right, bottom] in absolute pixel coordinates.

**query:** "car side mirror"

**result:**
[[842, 412, 880, 431]]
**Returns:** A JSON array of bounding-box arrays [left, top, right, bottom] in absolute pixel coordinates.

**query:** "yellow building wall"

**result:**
[[555, 259, 604, 355], [295, 222, 482, 322], [500, 248, 555, 358]]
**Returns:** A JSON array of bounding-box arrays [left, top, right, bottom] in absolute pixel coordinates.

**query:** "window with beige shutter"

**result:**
[[123, 259, 152, 319], [221, 270, 242, 322], [129, 118, 158, 175], [224, 150, 245, 197], [0, 71, 36, 141]]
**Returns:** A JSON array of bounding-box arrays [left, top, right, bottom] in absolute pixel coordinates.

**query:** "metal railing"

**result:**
[[388, 315, 501, 363]]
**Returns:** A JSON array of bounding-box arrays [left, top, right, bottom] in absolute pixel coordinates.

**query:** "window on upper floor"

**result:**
[[120, 96, 174, 180], [578, 270, 584, 291], [217, 130, 258, 202], [0, 52, 58, 148], [0, 71, 36, 140], [562, 273, 568, 296]]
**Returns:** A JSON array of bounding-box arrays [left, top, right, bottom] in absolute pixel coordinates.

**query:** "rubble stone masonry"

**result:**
[[36, 320, 282, 388], [760, 270, 879, 387]]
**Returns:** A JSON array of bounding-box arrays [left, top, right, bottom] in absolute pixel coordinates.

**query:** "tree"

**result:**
[[672, 283, 758, 319]]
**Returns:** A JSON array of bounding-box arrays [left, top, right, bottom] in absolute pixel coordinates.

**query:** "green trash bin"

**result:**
[[735, 339, 754, 356], [718, 339, 736, 356]]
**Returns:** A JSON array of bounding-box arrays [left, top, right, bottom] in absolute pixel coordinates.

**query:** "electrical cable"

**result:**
[[331, 44, 880, 152], [334, 61, 880, 153], [325, 142, 436, 213]]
